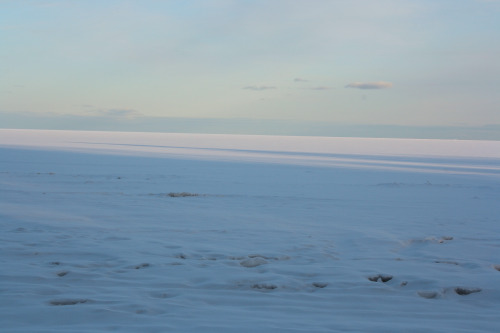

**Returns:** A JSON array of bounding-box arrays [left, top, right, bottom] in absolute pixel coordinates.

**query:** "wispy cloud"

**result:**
[[243, 85, 277, 91], [83, 107, 141, 118], [100, 109, 141, 118], [310, 86, 332, 91], [294, 78, 308, 83], [345, 82, 393, 90]]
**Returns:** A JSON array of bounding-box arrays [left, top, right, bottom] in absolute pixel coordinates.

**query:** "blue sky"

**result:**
[[1, 0, 499, 138]]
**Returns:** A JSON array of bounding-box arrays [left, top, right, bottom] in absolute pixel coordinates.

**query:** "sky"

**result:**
[[1, 0, 500, 139]]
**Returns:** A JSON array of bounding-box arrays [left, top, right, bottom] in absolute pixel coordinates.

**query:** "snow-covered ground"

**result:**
[[1, 129, 500, 332]]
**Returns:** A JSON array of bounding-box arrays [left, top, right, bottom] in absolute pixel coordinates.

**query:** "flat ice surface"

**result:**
[[1, 129, 500, 332]]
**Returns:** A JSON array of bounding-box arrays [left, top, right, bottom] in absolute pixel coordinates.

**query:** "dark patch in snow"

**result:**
[[252, 283, 277, 290], [175, 253, 187, 259], [438, 236, 453, 243], [167, 192, 199, 197], [376, 182, 402, 187], [150, 292, 178, 299], [50, 299, 88, 306], [435, 260, 459, 265], [455, 287, 481, 295], [148, 192, 203, 198], [368, 274, 393, 283]]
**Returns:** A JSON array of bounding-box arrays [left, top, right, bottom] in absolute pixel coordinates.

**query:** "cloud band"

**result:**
[[345, 81, 393, 89]]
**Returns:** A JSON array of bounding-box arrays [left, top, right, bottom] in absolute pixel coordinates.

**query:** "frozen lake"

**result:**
[[1, 129, 500, 332]]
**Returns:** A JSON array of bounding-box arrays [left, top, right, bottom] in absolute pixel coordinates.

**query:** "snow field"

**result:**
[[1, 130, 500, 332]]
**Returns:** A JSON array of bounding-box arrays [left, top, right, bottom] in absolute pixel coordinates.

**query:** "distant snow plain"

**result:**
[[1, 129, 500, 332]]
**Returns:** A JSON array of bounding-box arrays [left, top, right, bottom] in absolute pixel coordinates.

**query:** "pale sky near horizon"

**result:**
[[1, 0, 499, 134]]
